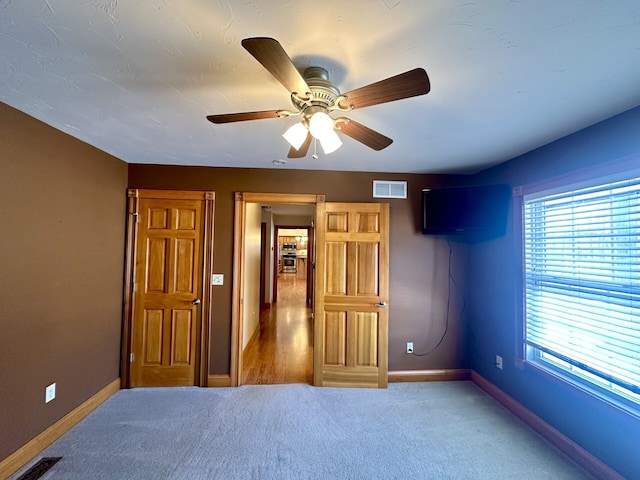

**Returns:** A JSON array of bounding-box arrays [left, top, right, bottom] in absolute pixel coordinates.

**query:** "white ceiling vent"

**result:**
[[373, 180, 408, 199]]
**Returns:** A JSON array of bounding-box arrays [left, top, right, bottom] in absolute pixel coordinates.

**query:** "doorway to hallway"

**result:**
[[238, 199, 316, 386]]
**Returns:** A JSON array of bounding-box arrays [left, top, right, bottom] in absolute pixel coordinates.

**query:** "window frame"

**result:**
[[514, 155, 640, 417]]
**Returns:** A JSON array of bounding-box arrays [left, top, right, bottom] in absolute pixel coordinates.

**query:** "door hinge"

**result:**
[[132, 212, 139, 223], [130, 352, 134, 362]]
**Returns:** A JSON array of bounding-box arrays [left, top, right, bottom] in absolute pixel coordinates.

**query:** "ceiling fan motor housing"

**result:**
[[291, 67, 341, 111]]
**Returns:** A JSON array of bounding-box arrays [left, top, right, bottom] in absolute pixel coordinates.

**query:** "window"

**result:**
[[522, 175, 640, 409]]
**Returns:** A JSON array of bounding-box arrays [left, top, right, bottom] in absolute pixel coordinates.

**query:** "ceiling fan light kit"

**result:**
[[318, 128, 343, 155], [207, 37, 431, 159], [282, 106, 343, 154], [282, 122, 309, 150], [308, 111, 333, 139]]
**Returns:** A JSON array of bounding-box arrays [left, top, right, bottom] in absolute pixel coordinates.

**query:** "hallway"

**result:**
[[242, 273, 313, 385]]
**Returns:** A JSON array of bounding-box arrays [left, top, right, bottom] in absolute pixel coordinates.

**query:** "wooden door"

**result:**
[[314, 203, 389, 388], [129, 190, 211, 387]]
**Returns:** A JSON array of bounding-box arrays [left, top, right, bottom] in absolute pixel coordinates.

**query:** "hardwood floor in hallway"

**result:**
[[242, 273, 313, 385]]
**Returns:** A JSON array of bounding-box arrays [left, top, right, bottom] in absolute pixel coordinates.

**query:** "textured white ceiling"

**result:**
[[2, 1, 640, 173]]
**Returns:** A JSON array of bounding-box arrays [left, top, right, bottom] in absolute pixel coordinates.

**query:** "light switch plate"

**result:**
[[45, 383, 56, 403], [212, 274, 224, 285]]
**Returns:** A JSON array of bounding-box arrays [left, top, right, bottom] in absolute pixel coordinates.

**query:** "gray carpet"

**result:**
[[12, 382, 595, 479]]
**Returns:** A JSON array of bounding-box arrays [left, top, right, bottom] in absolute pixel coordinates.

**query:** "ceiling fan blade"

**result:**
[[287, 132, 313, 158], [206, 110, 281, 124], [339, 68, 430, 110], [241, 37, 310, 96], [336, 119, 393, 151]]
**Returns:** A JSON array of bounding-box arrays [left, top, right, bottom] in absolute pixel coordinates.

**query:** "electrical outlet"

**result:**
[[45, 383, 56, 403], [406, 342, 414, 354], [496, 355, 503, 370]]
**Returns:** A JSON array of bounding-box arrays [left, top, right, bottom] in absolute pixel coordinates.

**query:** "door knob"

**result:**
[[191, 298, 201, 305], [376, 301, 387, 308]]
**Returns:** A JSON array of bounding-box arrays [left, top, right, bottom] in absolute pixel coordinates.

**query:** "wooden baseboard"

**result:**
[[471, 371, 624, 480], [207, 374, 232, 387], [0, 378, 120, 479], [388, 369, 471, 383]]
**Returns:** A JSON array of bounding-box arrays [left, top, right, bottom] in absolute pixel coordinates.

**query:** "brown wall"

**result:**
[[0, 103, 128, 460], [0, 101, 470, 462], [128, 165, 471, 374]]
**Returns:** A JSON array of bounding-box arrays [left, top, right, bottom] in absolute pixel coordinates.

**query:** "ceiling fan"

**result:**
[[206, 37, 431, 158]]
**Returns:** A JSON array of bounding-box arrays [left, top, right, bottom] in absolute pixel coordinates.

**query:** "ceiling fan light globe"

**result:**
[[308, 111, 334, 140], [282, 122, 308, 150], [319, 129, 343, 155]]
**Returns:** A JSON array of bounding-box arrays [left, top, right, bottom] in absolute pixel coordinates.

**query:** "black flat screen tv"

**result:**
[[421, 184, 511, 238]]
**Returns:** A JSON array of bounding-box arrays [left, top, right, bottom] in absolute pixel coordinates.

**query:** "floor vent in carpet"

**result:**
[[16, 457, 62, 480]]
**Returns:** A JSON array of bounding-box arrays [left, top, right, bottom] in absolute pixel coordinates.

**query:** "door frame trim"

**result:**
[[121, 189, 215, 388], [231, 192, 324, 387]]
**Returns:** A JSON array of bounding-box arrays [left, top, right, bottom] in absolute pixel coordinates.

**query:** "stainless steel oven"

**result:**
[[281, 243, 297, 273], [282, 253, 297, 273]]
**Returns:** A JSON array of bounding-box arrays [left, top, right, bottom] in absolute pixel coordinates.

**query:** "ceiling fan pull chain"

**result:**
[[312, 138, 319, 159]]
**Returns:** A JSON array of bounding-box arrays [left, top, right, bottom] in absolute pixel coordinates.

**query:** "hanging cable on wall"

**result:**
[[410, 239, 454, 356]]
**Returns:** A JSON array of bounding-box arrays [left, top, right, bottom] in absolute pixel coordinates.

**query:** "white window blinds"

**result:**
[[523, 176, 640, 398]]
